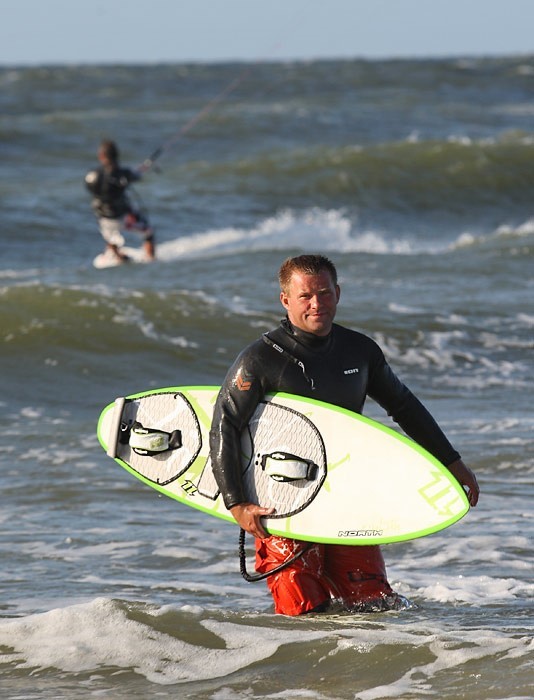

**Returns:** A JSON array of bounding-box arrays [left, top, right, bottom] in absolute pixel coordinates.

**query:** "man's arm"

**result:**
[[369, 356, 480, 507], [209, 343, 276, 536]]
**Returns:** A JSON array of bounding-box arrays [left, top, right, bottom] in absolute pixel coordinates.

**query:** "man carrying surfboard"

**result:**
[[85, 140, 156, 264], [209, 254, 479, 615]]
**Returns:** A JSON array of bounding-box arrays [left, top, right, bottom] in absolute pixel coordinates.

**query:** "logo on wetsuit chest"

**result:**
[[343, 367, 360, 375]]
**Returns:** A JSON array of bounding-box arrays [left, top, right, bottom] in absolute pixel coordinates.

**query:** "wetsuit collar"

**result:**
[[281, 317, 333, 350]]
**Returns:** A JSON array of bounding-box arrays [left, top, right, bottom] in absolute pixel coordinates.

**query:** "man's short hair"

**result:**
[[278, 254, 338, 293], [99, 139, 119, 164]]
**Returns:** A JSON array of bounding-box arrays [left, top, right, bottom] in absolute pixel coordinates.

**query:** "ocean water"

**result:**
[[1, 56, 533, 699]]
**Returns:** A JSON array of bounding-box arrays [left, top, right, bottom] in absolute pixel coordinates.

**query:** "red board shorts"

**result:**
[[255, 535, 395, 616]]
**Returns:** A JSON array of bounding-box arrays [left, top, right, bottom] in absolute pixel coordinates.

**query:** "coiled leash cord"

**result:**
[[238, 528, 313, 583]]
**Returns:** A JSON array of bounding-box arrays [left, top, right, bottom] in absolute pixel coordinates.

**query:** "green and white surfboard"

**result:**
[[97, 387, 469, 545]]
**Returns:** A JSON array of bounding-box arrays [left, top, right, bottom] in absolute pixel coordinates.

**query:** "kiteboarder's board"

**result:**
[[97, 387, 469, 545], [93, 246, 152, 269]]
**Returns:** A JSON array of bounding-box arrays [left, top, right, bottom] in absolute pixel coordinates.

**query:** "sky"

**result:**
[[1, 0, 533, 66]]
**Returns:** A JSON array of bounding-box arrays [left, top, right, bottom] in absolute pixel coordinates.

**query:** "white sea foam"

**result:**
[[1, 596, 531, 691], [110, 303, 199, 348], [388, 302, 426, 314], [152, 544, 211, 561], [451, 217, 534, 251], [352, 624, 533, 700], [386, 527, 534, 606], [19, 406, 44, 419], [19, 538, 143, 563], [156, 209, 420, 260], [0, 268, 42, 281], [416, 575, 531, 604], [151, 579, 253, 597], [0, 598, 325, 684]]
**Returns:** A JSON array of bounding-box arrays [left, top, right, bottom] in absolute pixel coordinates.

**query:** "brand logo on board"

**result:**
[[338, 529, 383, 538]]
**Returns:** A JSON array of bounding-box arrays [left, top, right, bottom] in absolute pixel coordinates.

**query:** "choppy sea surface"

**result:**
[[1, 56, 533, 699]]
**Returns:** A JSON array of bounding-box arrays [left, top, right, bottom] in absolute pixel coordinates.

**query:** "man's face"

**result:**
[[280, 269, 340, 336], [98, 147, 113, 168]]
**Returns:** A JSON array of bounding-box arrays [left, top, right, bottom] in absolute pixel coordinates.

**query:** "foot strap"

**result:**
[[128, 422, 182, 456], [261, 452, 318, 482]]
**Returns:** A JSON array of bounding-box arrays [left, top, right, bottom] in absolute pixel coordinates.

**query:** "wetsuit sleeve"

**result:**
[[124, 168, 141, 184], [84, 169, 101, 194], [209, 342, 268, 509], [368, 352, 461, 467]]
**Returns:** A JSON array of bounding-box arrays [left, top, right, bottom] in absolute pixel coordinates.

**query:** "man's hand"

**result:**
[[447, 458, 480, 507], [230, 502, 276, 539]]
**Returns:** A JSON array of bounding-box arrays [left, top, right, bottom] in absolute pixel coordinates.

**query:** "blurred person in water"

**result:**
[[85, 139, 155, 263], [210, 253, 480, 615]]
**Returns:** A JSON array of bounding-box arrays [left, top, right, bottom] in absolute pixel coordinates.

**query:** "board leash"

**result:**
[[238, 528, 313, 583]]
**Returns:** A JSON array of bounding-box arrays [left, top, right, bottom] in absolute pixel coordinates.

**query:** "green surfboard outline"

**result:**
[[97, 386, 470, 545]]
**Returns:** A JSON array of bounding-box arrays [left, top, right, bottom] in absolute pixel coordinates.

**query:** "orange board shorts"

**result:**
[[255, 535, 395, 616]]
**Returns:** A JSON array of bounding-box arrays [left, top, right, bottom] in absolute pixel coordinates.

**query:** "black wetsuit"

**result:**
[[210, 318, 460, 509], [85, 166, 140, 219]]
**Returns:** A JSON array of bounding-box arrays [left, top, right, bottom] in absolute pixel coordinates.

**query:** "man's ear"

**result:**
[[336, 285, 341, 302], [280, 291, 289, 310]]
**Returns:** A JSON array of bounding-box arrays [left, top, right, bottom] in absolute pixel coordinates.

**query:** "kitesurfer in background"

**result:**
[[84, 140, 156, 263], [209, 254, 480, 616]]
